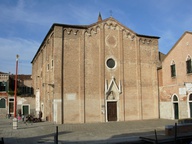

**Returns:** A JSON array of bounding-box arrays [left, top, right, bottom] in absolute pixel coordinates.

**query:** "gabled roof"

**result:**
[[87, 16, 160, 39], [164, 31, 192, 59], [31, 14, 160, 63]]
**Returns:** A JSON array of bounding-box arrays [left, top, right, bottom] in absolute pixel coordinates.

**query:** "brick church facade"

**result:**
[[31, 14, 160, 124]]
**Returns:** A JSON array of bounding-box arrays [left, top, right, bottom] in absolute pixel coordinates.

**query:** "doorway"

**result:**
[[22, 105, 29, 116], [188, 93, 192, 118], [107, 101, 117, 121], [173, 95, 179, 119], [173, 103, 179, 119], [8, 98, 14, 114]]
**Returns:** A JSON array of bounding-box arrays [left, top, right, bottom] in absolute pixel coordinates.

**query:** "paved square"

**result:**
[[0, 118, 177, 144]]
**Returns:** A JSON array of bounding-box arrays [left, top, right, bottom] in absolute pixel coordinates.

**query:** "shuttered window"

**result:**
[[0, 98, 6, 108]]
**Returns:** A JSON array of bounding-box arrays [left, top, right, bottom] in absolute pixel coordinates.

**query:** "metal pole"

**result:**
[[14, 54, 19, 118], [54, 126, 58, 144], [13, 54, 19, 130], [174, 123, 177, 144], [154, 129, 158, 144]]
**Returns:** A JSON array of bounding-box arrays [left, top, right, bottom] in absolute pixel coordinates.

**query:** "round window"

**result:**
[[106, 58, 115, 69]]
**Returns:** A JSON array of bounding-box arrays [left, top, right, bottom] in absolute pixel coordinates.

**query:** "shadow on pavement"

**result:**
[[4, 131, 72, 144]]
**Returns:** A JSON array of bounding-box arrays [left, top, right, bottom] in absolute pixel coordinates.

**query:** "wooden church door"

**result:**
[[107, 102, 117, 121]]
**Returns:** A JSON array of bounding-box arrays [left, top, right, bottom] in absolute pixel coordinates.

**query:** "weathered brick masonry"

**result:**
[[31, 15, 160, 124]]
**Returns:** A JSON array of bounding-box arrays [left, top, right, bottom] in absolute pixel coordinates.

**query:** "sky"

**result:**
[[0, 0, 192, 74]]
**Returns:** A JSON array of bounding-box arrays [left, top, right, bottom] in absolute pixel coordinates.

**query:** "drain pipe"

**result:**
[[157, 67, 161, 119], [61, 28, 64, 124]]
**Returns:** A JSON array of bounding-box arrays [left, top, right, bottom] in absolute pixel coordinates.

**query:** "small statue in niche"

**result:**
[[108, 91, 115, 100]]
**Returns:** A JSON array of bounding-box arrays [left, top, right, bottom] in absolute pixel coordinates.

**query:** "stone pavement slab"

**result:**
[[0, 118, 177, 144]]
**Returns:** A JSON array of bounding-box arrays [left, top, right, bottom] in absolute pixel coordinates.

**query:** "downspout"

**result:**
[[120, 30, 125, 121], [138, 38, 143, 119], [61, 28, 64, 124], [157, 67, 161, 119], [102, 24, 106, 122], [83, 31, 86, 123]]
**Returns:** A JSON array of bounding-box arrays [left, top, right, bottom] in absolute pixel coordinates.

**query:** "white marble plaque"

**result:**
[[185, 83, 192, 92], [66, 93, 76, 100], [179, 88, 186, 95]]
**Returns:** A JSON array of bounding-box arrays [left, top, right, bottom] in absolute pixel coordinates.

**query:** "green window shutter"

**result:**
[[0, 99, 6, 108]]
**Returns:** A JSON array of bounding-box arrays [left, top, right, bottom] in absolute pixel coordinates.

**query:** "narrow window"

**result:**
[[170, 60, 176, 77], [51, 60, 54, 68], [171, 64, 176, 77], [172, 95, 179, 119], [0, 82, 6, 91], [186, 58, 192, 74], [47, 64, 49, 71]]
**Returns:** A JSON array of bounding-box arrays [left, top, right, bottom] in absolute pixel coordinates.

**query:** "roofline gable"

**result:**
[[88, 17, 160, 39], [163, 31, 192, 61], [31, 16, 160, 63]]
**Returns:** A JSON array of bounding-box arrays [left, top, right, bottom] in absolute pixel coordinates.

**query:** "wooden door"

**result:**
[[9, 102, 14, 114], [107, 102, 117, 121]]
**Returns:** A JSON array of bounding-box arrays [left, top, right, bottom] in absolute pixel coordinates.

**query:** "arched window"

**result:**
[[186, 55, 192, 74], [189, 94, 192, 101], [0, 98, 6, 108], [170, 60, 176, 77], [173, 95, 178, 101]]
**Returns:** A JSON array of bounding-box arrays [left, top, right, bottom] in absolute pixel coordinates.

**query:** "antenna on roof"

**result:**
[[110, 10, 113, 17]]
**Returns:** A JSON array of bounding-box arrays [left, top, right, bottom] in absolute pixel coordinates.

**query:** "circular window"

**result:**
[[106, 58, 115, 69]]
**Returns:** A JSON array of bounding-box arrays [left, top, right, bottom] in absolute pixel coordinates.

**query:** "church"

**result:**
[[31, 14, 160, 124]]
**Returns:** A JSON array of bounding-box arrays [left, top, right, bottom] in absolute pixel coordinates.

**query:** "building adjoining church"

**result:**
[[31, 14, 160, 124], [0, 72, 35, 118], [158, 31, 192, 120]]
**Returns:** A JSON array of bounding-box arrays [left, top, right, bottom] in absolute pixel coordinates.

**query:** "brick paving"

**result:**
[[0, 118, 177, 144]]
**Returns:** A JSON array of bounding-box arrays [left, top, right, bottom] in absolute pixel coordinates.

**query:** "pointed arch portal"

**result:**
[[172, 95, 179, 119], [105, 76, 122, 122]]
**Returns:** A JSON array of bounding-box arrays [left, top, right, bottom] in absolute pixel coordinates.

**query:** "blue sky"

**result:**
[[0, 0, 192, 74]]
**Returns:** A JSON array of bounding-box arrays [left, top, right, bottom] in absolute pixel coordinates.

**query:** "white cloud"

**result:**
[[0, 37, 39, 74], [0, 0, 53, 27], [1, 0, 192, 73]]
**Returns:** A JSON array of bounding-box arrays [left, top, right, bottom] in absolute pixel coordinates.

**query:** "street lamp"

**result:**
[[13, 54, 19, 129]]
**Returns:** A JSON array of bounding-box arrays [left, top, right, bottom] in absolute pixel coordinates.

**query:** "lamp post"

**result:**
[[13, 54, 19, 129]]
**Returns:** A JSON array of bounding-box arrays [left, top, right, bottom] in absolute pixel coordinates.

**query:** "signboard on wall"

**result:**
[[36, 90, 40, 111], [185, 83, 192, 92], [66, 93, 76, 100]]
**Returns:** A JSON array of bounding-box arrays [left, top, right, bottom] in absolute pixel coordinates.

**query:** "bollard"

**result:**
[[174, 123, 177, 144], [54, 126, 58, 144], [1, 137, 4, 144], [13, 118, 18, 130], [154, 129, 158, 144]]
